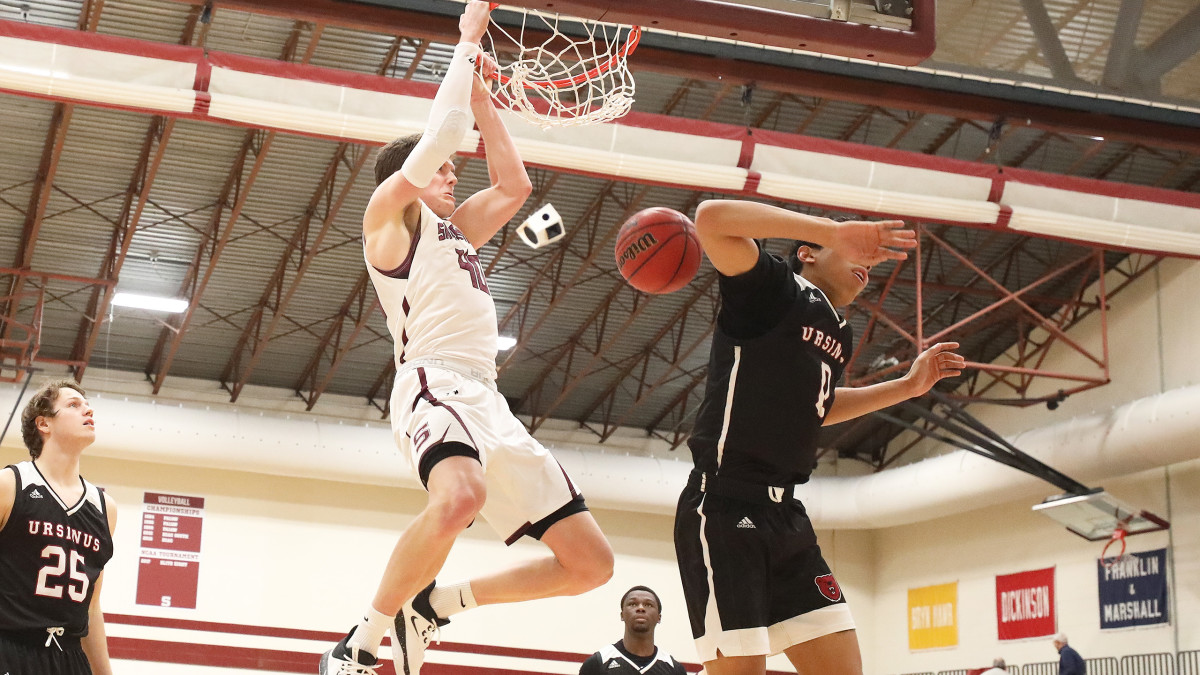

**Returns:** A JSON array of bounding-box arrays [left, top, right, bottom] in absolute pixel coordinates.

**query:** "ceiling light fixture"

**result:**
[[111, 292, 189, 314]]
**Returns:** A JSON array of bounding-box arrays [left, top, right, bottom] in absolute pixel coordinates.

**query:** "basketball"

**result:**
[[614, 207, 701, 294]]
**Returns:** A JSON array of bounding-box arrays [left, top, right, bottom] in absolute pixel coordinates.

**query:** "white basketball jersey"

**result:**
[[366, 200, 499, 379]]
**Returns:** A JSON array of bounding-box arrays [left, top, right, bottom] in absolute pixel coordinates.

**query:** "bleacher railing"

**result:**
[[1179, 651, 1200, 675], [898, 652, 1200, 675], [1122, 653, 1176, 675], [1022, 662, 1057, 675]]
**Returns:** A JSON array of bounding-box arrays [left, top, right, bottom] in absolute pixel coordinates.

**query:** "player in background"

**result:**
[[676, 200, 965, 675], [320, 3, 613, 674], [579, 585, 687, 675], [0, 380, 117, 675]]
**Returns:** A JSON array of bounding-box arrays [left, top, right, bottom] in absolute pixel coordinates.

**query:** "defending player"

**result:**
[[320, 3, 613, 674], [0, 380, 117, 675], [675, 200, 965, 675]]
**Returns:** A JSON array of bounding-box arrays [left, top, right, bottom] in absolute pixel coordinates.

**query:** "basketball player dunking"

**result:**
[[320, 3, 613, 674], [1, 380, 117, 675], [675, 200, 965, 675]]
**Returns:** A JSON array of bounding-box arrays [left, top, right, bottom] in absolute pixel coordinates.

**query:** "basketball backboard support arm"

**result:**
[[895, 391, 1091, 495], [890, 390, 1170, 542]]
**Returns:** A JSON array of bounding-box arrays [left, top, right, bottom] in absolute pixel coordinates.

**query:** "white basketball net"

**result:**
[[484, 6, 640, 128]]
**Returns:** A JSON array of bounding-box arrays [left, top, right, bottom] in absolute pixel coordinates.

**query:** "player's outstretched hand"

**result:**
[[905, 342, 965, 397], [471, 52, 498, 104], [459, 0, 493, 45], [829, 219, 916, 267]]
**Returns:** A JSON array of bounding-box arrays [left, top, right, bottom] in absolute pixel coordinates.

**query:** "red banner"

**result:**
[[995, 567, 1056, 640], [136, 492, 205, 609]]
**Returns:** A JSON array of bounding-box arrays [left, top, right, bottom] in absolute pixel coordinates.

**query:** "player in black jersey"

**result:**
[[675, 200, 964, 675], [579, 586, 686, 675], [1, 380, 117, 675]]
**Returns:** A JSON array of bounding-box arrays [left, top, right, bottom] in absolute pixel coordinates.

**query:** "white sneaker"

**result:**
[[392, 582, 449, 675], [319, 628, 381, 675]]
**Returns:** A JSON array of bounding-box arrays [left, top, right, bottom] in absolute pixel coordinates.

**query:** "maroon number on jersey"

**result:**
[[456, 249, 491, 294], [815, 574, 842, 602]]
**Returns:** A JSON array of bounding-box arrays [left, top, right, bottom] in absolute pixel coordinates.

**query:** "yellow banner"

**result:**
[[908, 582, 958, 650]]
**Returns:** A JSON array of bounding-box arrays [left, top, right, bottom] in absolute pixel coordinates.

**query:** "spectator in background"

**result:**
[[981, 657, 1008, 675], [579, 586, 686, 675], [1054, 634, 1086, 675]]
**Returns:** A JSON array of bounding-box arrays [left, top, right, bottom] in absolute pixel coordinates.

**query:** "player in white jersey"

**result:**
[[320, 4, 614, 675]]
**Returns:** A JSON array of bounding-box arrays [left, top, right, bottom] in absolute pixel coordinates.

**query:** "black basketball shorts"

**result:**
[[674, 487, 855, 662], [0, 634, 92, 675]]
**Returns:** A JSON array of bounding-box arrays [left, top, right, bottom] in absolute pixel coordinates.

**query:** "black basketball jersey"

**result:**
[[578, 641, 686, 675], [688, 248, 853, 485], [0, 462, 114, 639]]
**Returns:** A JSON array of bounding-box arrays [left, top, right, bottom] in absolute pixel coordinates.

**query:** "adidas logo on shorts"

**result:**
[[737, 516, 756, 529]]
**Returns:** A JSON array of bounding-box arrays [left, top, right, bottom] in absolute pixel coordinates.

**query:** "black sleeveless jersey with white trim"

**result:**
[[0, 461, 113, 638], [578, 641, 686, 675], [687, 248, 853, 485]]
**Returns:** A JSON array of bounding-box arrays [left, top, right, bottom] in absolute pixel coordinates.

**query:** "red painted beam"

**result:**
[[222, 144, 371, 401], [146, 130, 275, 393], [121, 1, 1200, 152], [71, 116, 176, 382]]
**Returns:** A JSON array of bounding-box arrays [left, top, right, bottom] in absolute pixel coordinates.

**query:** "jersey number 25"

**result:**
[[36, 545, 89, 602]]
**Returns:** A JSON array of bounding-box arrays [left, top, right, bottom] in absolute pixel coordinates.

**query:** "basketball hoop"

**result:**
[[483, 3, 640, 128], [1101, 515, 1134, 568]]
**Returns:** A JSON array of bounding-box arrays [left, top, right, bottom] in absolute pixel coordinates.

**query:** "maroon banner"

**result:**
[[995, 567, 1056, 640], [136, 492, 205, 609]]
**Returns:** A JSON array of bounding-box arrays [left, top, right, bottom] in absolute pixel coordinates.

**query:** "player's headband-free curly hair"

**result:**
[[21, 379, 87, 460], [620, 585, 662, 612]]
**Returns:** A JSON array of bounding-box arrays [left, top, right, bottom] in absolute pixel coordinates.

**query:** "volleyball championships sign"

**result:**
[[995, 567, 1056, 640]]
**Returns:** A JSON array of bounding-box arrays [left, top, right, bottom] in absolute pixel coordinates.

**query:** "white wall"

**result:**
[[858, 254, 1200, 673], [868, 460, 1198, 674]]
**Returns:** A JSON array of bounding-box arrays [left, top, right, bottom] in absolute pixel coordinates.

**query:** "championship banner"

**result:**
[[136, 492, 205, 609], [908, 582, 958, 650], [1098, 548, 1168, 629], [995, 567, 1056, 640]]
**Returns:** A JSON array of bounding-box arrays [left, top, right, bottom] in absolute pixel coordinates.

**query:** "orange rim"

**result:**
[[490, 25, 642, 91]]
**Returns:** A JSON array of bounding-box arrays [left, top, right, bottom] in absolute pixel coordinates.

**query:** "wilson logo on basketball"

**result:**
[[617, 232, 658, 269], [815, 574, 842, 602], [613, 207, 701, 295]]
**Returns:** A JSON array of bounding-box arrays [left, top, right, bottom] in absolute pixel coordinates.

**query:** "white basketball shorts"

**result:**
[[390, 363, 583, 543]]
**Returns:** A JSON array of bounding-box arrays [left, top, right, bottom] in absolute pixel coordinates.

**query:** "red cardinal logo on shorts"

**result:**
[[815, 574, 842, 602]]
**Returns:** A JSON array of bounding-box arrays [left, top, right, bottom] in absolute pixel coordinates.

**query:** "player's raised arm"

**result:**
[[364, 1, 492, 260], [822, 342, 964, 426], [451, 52, 533, 250], [693, 199, 915, 276]]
